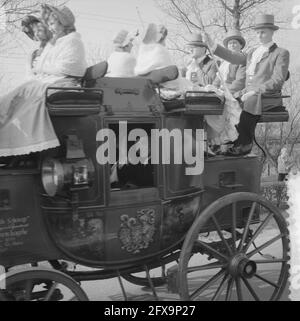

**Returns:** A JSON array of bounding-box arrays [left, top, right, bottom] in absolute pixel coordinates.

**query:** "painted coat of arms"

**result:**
[[118, 208, 156, 254]]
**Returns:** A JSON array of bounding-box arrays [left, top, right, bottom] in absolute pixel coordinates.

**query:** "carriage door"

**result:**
[[162, 115, 204, 200]]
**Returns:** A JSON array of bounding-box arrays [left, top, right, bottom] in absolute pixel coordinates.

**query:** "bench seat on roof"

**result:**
[[163, 95, 289, 122]]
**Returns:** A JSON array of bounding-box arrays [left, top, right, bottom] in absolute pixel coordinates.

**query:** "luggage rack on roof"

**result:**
[[162, 91, 225, 115], [163, 91, 290, 122]]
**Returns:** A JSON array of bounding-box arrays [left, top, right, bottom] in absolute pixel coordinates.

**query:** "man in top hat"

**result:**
[[184, 32, 218, 87], [203, 14, 290, 156]]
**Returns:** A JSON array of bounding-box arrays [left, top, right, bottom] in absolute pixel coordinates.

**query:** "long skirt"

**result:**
[[0, 77, 76, 157], [205, 89, 242, 145]]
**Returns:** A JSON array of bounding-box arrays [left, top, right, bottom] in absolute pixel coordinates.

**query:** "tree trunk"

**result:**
[[232, 0, 241, 31]]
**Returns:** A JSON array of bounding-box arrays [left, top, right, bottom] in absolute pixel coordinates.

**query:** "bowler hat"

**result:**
[[186, 33, 207, 48], [252, 14, 279, 30], [223, 30, 246, 49]]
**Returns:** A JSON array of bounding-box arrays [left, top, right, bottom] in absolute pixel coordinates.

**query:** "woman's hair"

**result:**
[[21, 15, 41, 40], [49, 12, 76, 35]]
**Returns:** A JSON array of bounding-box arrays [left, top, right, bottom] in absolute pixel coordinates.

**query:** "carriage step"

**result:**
[[167, 265, 179, 294]]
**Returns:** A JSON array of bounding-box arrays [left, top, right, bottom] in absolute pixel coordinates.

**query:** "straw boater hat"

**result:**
[[113, 29, 138, 48], [252, 14, 279, 30], [186, 32, 207, 48], [223, 30, 246, 49], [46, 5, 76, 28], [142, 23, 168, 44]]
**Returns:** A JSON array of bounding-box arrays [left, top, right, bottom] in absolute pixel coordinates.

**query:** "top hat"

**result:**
[[186, 32, 207, 48], [252, 14, 279, 30], [223, 29, 246, 49]]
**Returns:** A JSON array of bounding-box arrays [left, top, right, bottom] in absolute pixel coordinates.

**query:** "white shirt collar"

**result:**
[[260, 41, 274, 49]]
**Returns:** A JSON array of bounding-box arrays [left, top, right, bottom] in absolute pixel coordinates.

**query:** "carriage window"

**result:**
[[109, 123, 156, 191]]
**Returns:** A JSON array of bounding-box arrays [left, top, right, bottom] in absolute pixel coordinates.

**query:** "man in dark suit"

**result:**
[[203, 14, 290, 156]]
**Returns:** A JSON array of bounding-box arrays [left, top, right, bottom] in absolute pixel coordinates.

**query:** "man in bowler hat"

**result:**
[[203, 14, 290, 156]]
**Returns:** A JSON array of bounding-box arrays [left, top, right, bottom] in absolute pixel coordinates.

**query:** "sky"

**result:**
[[0, 0, 300, 90]]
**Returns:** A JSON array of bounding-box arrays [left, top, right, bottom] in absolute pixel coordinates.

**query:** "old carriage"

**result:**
[[0, 63, 290, 301]]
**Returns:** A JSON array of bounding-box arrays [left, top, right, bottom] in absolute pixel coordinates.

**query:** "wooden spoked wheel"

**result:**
[[178, 192, 289, 301], [0, 268, 89, 301]]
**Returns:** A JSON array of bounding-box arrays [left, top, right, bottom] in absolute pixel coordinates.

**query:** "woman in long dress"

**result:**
[[0, 5, 87, 158], [204, 31, 246, 149]]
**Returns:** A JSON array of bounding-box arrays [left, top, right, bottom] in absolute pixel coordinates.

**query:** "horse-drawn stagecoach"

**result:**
[[0, 63, 290, 301]]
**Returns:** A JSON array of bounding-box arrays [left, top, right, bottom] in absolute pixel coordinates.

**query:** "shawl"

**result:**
[[107, 51, 136, 77], [34, 32, 87, 78]]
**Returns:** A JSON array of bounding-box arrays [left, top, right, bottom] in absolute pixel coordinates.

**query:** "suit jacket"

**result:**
[[186, 55, 218, 87], [213, 63, 246, 94], [213, 43, 290, 115]]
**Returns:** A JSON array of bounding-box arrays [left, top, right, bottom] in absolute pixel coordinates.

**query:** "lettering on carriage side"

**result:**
[[292, 5, 300, 29], [0, 216, 30, 251], [118, 208, 156, 254], [104, 305, 138, 319]]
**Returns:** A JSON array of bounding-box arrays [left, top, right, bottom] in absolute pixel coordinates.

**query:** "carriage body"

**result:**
[[0, 74, 264, 270]]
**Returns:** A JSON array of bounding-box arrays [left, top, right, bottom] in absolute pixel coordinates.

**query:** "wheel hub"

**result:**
[[228, 253, 257, 279]]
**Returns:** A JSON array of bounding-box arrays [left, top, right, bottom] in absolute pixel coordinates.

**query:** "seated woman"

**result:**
[[212, 30, 246, 95], [203, 31, 246, 151], [106, 29, 138, 77], [134, 23, 192, 99], [21, 15, 53, 78], [0, 5, 87, 158]]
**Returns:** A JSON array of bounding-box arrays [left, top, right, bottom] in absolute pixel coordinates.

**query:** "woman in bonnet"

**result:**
[[0, 5, 87, 159], [204, 30, 246, 153], [106, 29, 138, 77], [134, 23, 191, 97], [21, 15, 53, 78]]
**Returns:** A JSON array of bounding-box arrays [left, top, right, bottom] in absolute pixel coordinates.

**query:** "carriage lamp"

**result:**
[[42, 157, 95, 197]]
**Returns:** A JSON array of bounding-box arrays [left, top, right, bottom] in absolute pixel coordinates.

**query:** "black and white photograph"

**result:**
[[0, 0, 300, 303]]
